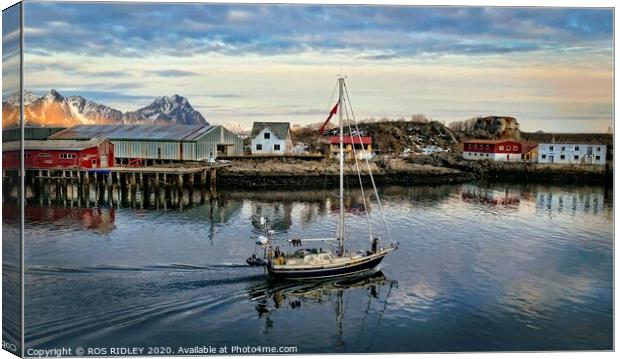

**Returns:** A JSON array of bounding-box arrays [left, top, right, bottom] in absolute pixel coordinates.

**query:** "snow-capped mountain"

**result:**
[[2, 90, 209, 128], [124, 95, 207, 125], [222, 121, 248, 135], [24, 89, 83, 127], [66, 95, 124, 124], [3, 90, 40, 106]]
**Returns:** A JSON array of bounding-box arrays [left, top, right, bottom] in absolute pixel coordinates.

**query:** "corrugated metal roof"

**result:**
[[3, 138, 108, 151], [251, 122, 291, 140], [49, 125, 216, 141]]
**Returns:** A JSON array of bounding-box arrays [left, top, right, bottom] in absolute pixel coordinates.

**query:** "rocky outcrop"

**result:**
[[471, 116, 520, 139]]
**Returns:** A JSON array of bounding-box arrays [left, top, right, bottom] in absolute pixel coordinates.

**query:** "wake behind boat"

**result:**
[[247, 75, 398, 279]]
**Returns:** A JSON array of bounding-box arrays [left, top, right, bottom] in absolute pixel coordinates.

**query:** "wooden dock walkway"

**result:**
[[3, 163, 233, 207]]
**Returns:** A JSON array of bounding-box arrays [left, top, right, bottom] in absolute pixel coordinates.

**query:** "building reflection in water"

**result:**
[[24, 206, 116, 234], [247, 270, 397, 348], [250, 202, 293, 233], [459, 183, 609, 217], [461, 184, 521, 206], [231, 189, 330, 234], [536, 189, 606, 216]]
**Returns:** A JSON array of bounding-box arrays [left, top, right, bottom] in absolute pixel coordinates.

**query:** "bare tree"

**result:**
[[411, 113, 429, 124]]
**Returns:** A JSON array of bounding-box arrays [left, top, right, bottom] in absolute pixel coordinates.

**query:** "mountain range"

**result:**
[[2, 90, 208, 128]]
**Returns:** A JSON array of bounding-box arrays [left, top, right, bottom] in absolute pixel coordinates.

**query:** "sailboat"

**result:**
[[248, 75, 397, 279]]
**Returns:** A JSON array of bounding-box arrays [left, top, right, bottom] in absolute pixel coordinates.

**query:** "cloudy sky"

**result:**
[[3, 2, 614, 131]]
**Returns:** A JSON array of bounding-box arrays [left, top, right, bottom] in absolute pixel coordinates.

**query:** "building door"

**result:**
[[100, 154, 108, 168], [548, 155, 554, 163]]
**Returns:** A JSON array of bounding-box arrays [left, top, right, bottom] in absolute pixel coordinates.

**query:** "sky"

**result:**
[[3, 2, 614, 132]]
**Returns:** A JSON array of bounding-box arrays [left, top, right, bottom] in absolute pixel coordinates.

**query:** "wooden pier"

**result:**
[[2, 163, 230, 209]]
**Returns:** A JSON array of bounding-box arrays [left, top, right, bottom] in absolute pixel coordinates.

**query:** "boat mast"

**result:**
[[338, 75, 345, 256]]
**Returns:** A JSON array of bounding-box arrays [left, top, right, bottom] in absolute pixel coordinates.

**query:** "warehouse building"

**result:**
[[3, 138, 114, 170], [49, 124, 243, 165], [2, 126, 66, 142]]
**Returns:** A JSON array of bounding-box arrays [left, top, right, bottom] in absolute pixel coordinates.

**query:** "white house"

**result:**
[[538, 143, 606, 165], [250, 122, 293, 155]]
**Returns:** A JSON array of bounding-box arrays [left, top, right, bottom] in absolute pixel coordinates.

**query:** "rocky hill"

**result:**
[[2, 90, 208, 128], [294, 119, 460, 154], [448, 116, 520, 139], [449, 116, 611, 149]]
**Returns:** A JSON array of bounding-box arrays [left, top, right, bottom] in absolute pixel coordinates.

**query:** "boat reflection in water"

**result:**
[[247, 270, 397, 344]]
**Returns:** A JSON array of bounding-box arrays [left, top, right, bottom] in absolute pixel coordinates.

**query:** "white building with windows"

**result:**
[[537, 143, 606, 165], [250, 122, 293, 155]]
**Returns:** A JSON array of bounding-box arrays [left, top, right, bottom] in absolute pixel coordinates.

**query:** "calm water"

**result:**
[[13, 182, 613, 352]]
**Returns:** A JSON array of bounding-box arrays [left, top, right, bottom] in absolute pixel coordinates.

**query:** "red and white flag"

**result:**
[[318, 103, 339, 134]]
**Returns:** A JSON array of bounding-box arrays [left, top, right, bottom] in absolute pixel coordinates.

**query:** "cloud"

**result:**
[[21, 3, 612, 59], [148, 69, 200, 77], [12, 3, 613, 132]]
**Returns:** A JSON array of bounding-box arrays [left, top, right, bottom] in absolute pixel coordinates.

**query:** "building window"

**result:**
[[486, 153, 489, 157], [506, 146, 511, 151], [574, 155, 579, 160], [549, 146, 554, 151], [264, 132, 271, 139], [597, 147, 601, 151], [561, 146, 565, 151], [24, 153, 31, 158], [542, 154, 547, 159], [38, 153, 51, 158], [596, 156, 601, 160], [560, 155, 565, 160], [60, 153, 76, 159], [274, 144, 281, 151], [256, 144, 263, 151], [575, 146, 579, 151], [499, 146, 504, 150]]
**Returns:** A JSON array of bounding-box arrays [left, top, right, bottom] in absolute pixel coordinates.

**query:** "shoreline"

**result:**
[[216, 157, 612, 189]]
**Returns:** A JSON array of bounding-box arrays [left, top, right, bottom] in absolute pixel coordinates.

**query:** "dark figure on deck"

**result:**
[[372, 238, 379, 254]]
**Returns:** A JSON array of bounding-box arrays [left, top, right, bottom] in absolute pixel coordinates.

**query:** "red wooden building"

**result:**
[[329, 136, 373, 160], [2, 138, 115, 170], [463, 139, 536, 162]]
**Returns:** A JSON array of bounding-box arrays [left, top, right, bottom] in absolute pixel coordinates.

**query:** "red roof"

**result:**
[[329, 136, 372, 145], [464, 139, 518, 144], [521, 143, 538, 153]]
